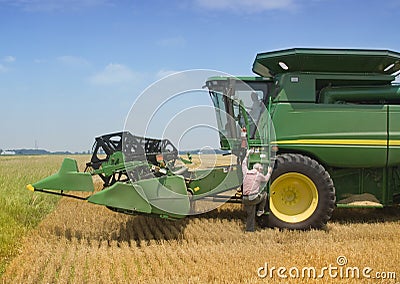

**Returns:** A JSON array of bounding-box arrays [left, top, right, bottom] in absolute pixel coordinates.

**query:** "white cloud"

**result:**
[[195, 0, 296, 13], [3, 56, 15, 63], [0, 0, 112, 12], [89, 63, 139, 86], [157, 36, 186, 48], [57, 55, 89, 67]]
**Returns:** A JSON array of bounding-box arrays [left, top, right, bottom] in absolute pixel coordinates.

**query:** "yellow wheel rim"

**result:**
[[270, 173, 318, 223]]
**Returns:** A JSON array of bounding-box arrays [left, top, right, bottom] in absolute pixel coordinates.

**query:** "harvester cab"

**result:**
[[205, 76, 276, 166]]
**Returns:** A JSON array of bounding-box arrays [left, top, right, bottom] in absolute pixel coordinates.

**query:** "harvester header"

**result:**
[[27, 131, 244, 219]]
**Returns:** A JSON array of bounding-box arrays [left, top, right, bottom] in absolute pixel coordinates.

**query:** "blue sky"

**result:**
[[1, 0, 400, 152]]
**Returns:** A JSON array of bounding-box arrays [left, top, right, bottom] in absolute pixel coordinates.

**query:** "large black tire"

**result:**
[[266, 153, 336, 230]]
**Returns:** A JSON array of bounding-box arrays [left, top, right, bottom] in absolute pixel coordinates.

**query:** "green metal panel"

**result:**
[[188, 166, 242, 199], [32, 158, 94, 192], [273, 73, 395, 103], [388, 105, 400, 166], [135, 175, 190, 217], [89, 176, 190, 218], [320, 85, 400, 104], [253, 48, 400, 76], [275, 73, 315, 102], [88, 182, 152, 213], [271, 103, 388, 167], [329, 168, 385, 203]]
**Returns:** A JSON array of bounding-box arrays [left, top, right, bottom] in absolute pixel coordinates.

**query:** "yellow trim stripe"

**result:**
[[389, 140, 400, 146], [274, 139, 400, 146]]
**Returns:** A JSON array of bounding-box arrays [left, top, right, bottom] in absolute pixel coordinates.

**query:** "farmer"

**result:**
[[242, 148, 273, 232]]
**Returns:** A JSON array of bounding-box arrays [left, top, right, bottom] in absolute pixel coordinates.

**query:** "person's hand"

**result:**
[[267, 166, 273, 175], [247, 148, 255, 155]]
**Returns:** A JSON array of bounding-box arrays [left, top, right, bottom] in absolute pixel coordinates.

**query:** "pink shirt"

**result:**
[[242, 154, 271, 198]]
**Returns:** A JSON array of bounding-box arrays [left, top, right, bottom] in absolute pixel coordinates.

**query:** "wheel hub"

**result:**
[[270, 172, 319, 223], [283, 187, 298, 204]]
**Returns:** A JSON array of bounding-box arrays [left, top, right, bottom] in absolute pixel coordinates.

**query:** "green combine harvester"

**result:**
[[28, 48, 400, 229]]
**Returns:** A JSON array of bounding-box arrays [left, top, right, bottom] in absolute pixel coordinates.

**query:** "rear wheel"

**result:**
[[268, 154, 336, 229]]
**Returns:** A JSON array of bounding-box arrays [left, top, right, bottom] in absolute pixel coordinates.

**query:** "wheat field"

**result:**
[[1, 155, 400, 283]]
